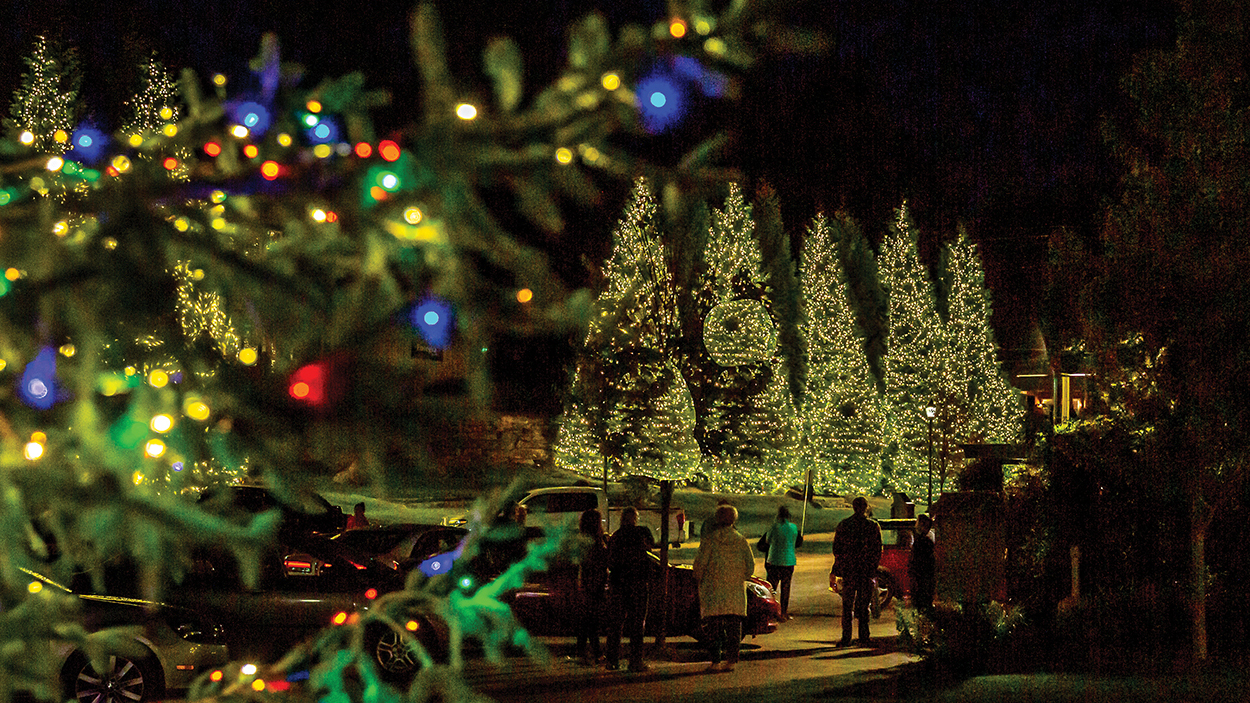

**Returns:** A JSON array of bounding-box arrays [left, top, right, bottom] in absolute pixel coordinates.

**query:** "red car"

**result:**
[[507, 551, 781, 641]]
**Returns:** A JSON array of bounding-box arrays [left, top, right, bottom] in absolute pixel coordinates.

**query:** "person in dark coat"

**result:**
[[831, 496, 882, 646], [908, 513, 936, 613], [576, 508, 609, 664], [604, 507, 655, 672]]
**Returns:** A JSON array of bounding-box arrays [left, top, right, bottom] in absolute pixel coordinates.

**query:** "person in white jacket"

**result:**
[[693, 504, 755, 671]]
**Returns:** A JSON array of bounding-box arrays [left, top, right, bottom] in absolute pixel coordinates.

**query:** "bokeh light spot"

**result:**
[[238, 347, 258, 365], [378, 140, 401, 162], [455, 103, 478, 120], [517, 288, 533, 303]]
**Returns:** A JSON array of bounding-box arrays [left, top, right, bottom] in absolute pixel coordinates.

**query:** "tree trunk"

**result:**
[[655, 480, 672, 652], [1191, 493, 1210, 662]]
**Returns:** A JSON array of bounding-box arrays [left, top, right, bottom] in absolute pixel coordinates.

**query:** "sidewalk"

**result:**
[[467, 611, 917, 703]]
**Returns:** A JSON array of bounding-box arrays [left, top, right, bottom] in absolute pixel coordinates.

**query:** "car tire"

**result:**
[[364, 622, 430, 684], [61, 647, 164, 703], [873, 569, 898, 616]]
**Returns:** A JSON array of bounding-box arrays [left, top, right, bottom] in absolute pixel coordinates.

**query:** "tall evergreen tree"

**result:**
[[696, 184, 799, 493], [4, 37, 82, 152], [123, 55, 181, 136], [878, 202, 943, 497], [939, 227, 1023, 449], [799, 213, 884, 495], [552, 178, 699, 481]]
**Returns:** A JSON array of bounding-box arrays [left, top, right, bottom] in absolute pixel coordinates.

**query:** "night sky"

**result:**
[[0, 0, 1179, 369]]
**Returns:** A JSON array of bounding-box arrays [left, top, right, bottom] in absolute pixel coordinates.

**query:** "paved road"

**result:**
[[467, 533, 921, 702]]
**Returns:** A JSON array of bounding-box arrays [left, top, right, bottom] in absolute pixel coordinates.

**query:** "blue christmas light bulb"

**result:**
[[19, 347, 59, 410]]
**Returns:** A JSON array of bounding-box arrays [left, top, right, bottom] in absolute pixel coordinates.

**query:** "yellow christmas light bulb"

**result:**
[[555, 147, 573, 164], [212, 73, 227, 86], [313, 143, 332, 158], [230, 125, 249, 139], [241, 664, 257, 676], [128, 134, 144, 147], [53, 129, 68, 144], [455, 103, 478, 120], [162, 123, 178, 137], [133, 470, 145, 485], [148, 369, 169, 388], [238, 347, 258, 365], [185, 399, 211, 421], [18, 131, 35, 145], [306, 99, 322, 113], [150, 414, 174, 433], [601, 72, 621, 91], [277, 133, 292, 147], [159, 106, 173, 120], [46, 157, 64, 171], [403, 207, 423, 224], [145, 439, 166, 458], [58, 343, 75, 357], [28, 581, 42, 594], [24, 442, 44, 460]]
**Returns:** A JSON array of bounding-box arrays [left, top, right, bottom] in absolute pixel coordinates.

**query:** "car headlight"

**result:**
[[746, 581, 773, 601]]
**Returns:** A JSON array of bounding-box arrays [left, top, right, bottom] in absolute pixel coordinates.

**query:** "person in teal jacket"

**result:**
[[763, 504, 803, 619]]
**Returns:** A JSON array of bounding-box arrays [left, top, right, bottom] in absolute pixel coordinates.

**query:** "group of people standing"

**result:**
[[573, 496, 937, 673], [575, 506, 655, 672]]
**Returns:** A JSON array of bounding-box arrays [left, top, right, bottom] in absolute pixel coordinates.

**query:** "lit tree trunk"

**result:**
[[1191, 491, 1211, 661]]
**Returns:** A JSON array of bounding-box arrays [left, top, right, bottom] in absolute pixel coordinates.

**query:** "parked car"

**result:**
[[829, 517, 920, 616], [22, 567, 230, 703], [327, 523, 468, 572], [194, 482, 348, 539]]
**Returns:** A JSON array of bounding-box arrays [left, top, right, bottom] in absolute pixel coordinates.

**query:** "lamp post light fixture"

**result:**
[[925, 405, 937, 507]]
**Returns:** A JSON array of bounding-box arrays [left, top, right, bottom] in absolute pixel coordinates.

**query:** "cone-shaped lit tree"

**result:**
[[800, 213, 884, 495], [3, 36, 82, 151], [939, 227, 1023, 451], [553, 178, 699, 482], [696, 184, 799, 493], [878, 203, 942, 497]]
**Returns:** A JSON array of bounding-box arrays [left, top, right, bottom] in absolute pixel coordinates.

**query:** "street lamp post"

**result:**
[[925, 405, 937, 507]]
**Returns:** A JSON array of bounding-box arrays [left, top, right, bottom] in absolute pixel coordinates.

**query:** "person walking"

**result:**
[[908, 513, 936, 613], [576, 508, 609, 665], [605, 507, 655, 672], [762, 504, 803, 620], [831, 496, 882, 646], [693, 504, 755, 672]]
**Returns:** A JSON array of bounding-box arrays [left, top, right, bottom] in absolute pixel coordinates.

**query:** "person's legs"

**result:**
[[778, 565, 794, 617], [703, 616, 724, 666], [852, 574, 872, 642], [765, 562, 782, 593], [725, 616, 743, 668], [604, 592, 623, 669], [626, 588, 649, 671], [840, 578, 855, 644]]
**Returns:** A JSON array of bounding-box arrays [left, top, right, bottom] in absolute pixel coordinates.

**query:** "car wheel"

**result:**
[[872, 570, 898, 617], [365, 624, 422, 683], [62, 648, 164, 703]]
